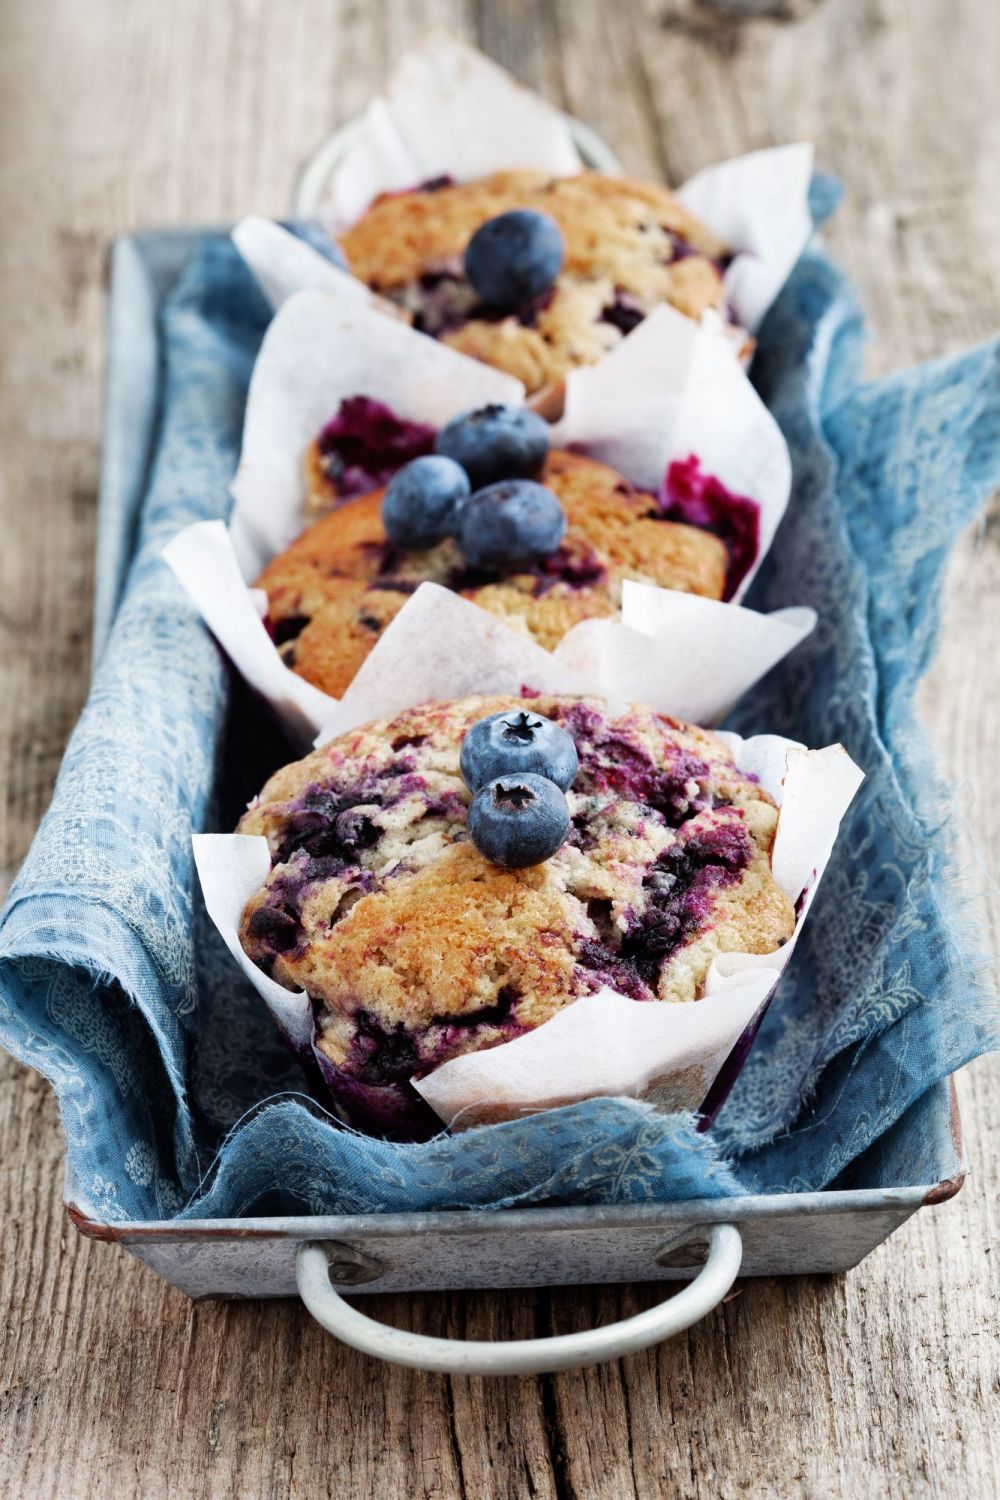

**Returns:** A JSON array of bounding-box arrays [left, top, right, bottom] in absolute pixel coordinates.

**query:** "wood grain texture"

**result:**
[[0, 0, 998, 1495]]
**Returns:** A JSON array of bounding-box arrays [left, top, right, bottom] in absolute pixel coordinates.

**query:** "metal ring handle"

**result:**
[[296, 1223, 742, 1376], [292, 112, 623, 219]]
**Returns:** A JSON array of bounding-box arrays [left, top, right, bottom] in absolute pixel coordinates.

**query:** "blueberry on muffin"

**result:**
[[238, 695, 794, 1137], [261, 445, 728, 699], [337, 170, 733, 395]]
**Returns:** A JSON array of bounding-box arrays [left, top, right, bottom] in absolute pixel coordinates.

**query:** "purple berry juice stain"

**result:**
[[659, 453, 761, 600], [317, 396, 436, 500]]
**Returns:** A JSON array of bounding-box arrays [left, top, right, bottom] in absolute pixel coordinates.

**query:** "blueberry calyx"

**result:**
[[467, 772, 570, 868], [381, 455, 471, 550], [456, 479, 566, 570], [460, 709, 579, 792], [435, 404, 549, 491], [494, 781, 534, 810], [464, 209, 564, 312]]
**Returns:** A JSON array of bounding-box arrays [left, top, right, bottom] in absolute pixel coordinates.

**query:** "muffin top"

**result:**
[[238, 695, 794, 1106], [339, 170, 731, 393], [260, 449, 728, 699]]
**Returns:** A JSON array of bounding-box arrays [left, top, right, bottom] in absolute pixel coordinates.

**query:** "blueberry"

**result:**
[[460, 709, 579, 792], [467, 774, 570, 868], [435, 404, 549, 490], [464, 209, 564, 311], [381, 456, 470, 550], [457, 480, 566, 570]]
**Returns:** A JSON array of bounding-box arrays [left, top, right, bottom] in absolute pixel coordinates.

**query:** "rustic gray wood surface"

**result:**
[[1, 1, 998, 1495]]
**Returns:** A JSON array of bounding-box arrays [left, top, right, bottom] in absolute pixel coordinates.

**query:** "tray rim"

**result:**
[[66, 1079, 965, 1242], [67, 1178, 963, 1244]]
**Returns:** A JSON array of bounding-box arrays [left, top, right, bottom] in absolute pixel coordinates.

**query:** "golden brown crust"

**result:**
[[261, 450, 727, 697], [338, 170, 731, 392], [342, 170, 728, 292]]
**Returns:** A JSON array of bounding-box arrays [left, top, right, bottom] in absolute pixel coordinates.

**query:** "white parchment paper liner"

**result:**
[[164, 519, 813, 751], [234, 36, 814, 335], [192, 596, 862, 1130], [320, 34, 583, 230], [163, 283, 809, 746]]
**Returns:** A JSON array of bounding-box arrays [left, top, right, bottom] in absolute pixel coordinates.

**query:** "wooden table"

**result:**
[[1, 2, 998, 1494]]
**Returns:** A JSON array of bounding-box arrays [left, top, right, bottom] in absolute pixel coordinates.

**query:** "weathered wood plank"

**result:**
[[0, 1, 998, 1497]]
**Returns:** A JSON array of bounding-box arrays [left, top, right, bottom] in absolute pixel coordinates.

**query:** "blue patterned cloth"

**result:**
[[0, 204, 997, 1223]]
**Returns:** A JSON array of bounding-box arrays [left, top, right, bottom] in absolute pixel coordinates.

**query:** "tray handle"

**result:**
[[296, 1223, 742, 1376]]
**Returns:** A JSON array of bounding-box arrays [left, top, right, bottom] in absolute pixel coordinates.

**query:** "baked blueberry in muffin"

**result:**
[[261, 445, 728, 699], [307, 396, 438, 507], [337, 170, 733, 394], [238, 695, 794, 1137]]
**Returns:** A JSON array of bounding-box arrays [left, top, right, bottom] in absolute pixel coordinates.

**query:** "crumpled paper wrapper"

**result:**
[[311, 582, 814, 745], [193, 602, 862, 1132], [234, 35, 814, 337], [317, 34, 583, 230], [163, 281, 810, 748]]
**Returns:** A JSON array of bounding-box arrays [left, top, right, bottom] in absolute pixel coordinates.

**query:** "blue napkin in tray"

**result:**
[[1, 203, 998, 1222]]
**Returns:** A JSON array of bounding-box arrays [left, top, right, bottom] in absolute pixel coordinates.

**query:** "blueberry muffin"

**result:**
[[338, 170, 732, 394], [261, 449, 728, 698], [238, 694, 794, 1136]]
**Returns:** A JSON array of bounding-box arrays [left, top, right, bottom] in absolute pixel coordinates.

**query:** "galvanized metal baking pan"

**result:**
[[76, 123, 967, 1375]]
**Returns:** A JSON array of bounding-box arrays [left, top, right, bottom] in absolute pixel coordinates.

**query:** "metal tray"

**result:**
[[66, 1083, 964, 1373], [75, 126, 967, 1375]]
